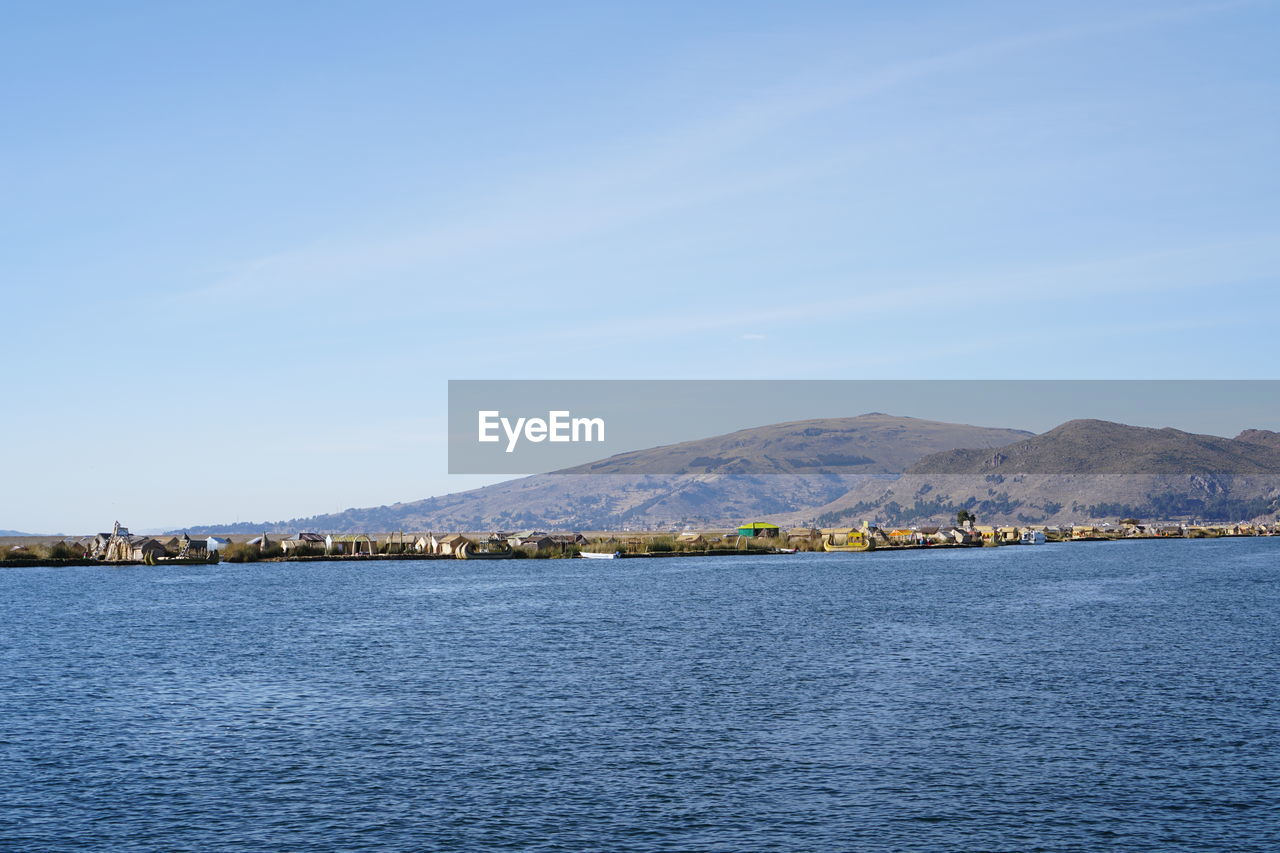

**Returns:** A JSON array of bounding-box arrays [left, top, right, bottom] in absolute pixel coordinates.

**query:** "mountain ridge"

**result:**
[[799, 419, 1280, 527], [182, 414, 1032, 533], [907, 419, 1280, 475]]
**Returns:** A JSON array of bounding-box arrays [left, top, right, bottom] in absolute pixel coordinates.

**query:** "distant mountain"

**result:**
[[561, 412, 1033, 475], [186, 414, 1032, 533], [0, 530, 33, 536], [909, 419, 1280, 476], [801, 419, 1280, 527], [1236, 428, 1280, 452]]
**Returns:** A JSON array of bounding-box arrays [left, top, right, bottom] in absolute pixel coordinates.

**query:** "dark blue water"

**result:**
[[1, 539, 1277, 851]]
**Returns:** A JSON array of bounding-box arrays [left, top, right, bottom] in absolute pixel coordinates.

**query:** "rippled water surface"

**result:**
[[2, 539, 1278, 851]]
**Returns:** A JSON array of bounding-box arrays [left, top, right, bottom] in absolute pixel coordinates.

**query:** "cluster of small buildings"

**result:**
[[277, 532, 377, 555], [14, 516, 1277, 565], [1056, 521, 1280, 540], [789, 519, 1280, 549], [799, 525, 984, 549], [252, 521, 1280, 560], [16, 525, 601, 563], [667, 522, 780, 548], [271, 529, 591, 557], [77, 524, 229, 562]]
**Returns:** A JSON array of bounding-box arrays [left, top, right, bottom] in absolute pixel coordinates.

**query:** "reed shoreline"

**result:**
[[4, 532, 1275, 568]]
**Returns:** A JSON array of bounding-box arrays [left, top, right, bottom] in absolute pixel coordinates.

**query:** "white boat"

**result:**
[[1020, 530, 1047, 545], [777, 548, 798, 554], [579, 551, 621, 560]]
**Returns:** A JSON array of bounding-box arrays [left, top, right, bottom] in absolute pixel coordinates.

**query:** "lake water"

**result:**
[[1, 539, 1277, 851]]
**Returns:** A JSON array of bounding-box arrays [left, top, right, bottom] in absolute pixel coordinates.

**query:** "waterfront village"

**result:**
[[3, 517, 1280, 566]]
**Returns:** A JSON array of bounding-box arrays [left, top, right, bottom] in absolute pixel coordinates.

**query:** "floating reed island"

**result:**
[[3, 517, 1278, 567]]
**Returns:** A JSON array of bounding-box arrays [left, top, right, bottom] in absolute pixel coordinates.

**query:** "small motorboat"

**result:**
[[776, 548, 798, 554], [579, 551, 621, 560]]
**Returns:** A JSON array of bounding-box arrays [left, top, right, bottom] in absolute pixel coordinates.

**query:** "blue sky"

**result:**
[[3, 0, 1278, 532]]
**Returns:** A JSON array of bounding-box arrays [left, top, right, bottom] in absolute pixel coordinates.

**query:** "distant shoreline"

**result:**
[[3, 532, 1275, 569]]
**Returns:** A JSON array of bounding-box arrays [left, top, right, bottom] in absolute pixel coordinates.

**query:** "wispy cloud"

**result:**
[[828, 313, 1241, 376], [169, 0, 1258, 310], [482, 231, 1280, 352]]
